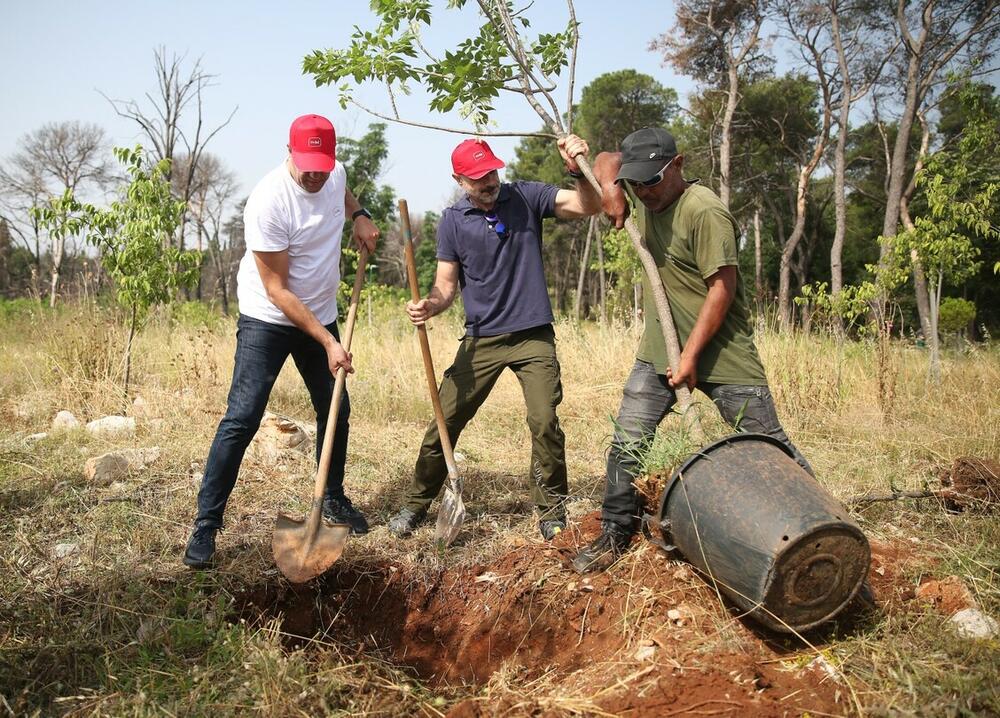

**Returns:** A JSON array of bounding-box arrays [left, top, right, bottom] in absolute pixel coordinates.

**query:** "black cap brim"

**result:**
[[615, 157, 673, 183]]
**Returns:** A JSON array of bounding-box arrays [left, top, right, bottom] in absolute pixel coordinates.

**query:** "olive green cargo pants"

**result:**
[[404, 324, 568, 520]]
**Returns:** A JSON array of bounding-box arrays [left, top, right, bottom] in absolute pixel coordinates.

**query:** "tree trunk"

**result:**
[[48, 236, 65, 308], [574, 216, 596, 320], [928, 270, 942, 383], [829, 9, 850, 312], [719, 60, 740, 209], [124, 303, 138, 410], [596, 228, 607, 324], [753, 207, 763, 304], [219, 272, 229, 315], [778, 168, 811, 330], [901, 112, 933, 340], [880, 4, 924, 261]]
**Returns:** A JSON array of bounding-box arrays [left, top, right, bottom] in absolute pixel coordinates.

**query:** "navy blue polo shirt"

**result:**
[[437, 181, 559, 337]]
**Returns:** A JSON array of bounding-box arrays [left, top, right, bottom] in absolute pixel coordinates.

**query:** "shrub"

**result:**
[[938, 297, 976, 336]]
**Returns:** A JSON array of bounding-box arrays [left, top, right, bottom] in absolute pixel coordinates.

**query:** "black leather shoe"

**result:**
[[183, 522, 218, 568], [322, 495, 370, 535], [571, 523, 633, 574], [387, 507, 427, 537]]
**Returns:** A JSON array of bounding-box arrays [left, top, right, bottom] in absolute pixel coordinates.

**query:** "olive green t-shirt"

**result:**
[[632, 182, 767, 385]]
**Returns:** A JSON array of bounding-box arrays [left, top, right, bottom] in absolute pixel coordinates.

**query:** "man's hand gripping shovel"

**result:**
[[273, 248, 369, 583], [399, 199, 466, 547]]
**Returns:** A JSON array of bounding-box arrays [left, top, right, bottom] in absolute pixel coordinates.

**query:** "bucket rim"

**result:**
[[655, 432, 796, 527]]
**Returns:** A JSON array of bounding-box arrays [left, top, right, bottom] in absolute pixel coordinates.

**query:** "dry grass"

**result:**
[[1, 300, 998, 716]]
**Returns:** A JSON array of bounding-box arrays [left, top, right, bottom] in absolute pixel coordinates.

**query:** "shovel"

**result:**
[[399, 199, 466, 547], [273, 247, 369, 583]]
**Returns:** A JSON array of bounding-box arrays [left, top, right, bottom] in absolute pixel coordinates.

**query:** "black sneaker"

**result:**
[[183, 522, 218, 569], [387, 507, 427, 537], [323, 495, 370, 535], [571, 523, 633, 574], [539, 517, 567, 540]]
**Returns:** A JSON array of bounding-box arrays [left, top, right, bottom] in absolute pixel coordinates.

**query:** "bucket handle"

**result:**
[[641, 512, 676, 554]]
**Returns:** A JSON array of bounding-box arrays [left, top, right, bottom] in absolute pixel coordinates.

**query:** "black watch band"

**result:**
[[351, 208, 372, 221], [566, 168, 584, 179]]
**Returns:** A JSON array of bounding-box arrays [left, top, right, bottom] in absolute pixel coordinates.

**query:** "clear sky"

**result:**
[[0, 0, 694, 215]]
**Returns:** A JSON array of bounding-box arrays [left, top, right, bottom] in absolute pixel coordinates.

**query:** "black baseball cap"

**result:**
[[615, 128, 678, 183]]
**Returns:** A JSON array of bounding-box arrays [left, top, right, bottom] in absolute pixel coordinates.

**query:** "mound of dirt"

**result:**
[[937, 457, 1000, 512], [235, 512, 934, 715]]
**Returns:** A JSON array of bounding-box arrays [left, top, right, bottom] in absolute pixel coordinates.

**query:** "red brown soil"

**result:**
[[866, 538, 922, 608], [937, 456, 1000, 512], [914, 575, 977, 616], [236, 513, 930, 716]]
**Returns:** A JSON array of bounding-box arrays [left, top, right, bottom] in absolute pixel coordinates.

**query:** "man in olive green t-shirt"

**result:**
[[573, 128, 813, 574]]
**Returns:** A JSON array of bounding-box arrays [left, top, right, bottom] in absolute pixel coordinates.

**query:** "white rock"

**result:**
[[807, 655, 842, 682], [475, 572, 500, 583], [633, 645, 656, 661], [950, 608, 1000, 640], [84, 454, 130, 485], [83, 447, 161, 485], [131, 395, 153, 418], [454, 451, 466, 463], [120, 447, 161, 467], [25, 432, 48, 442], [667, 609, 682, 622], [85, 416, 136, 437], [52, 542, 79, 559], [251, 412, 311, 459], [51, 410, 80, 431]]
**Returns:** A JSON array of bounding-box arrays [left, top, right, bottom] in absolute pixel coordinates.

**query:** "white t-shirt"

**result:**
[[236, 162, 347, 326]]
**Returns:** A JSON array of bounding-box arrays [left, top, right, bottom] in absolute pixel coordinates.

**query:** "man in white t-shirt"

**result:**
[[184, 114, 379, 569]]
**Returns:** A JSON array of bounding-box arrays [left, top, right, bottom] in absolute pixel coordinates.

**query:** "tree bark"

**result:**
[[779, 167, 813, 330], [596, 226, 607, 324], [574, 216, 597, 320], [900, 112, 933, 340], [753, 207, 763, 304]]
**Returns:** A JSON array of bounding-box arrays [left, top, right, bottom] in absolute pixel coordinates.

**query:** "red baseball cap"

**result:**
[[288, 114, 336, 173], [451, 139, 505, 179]]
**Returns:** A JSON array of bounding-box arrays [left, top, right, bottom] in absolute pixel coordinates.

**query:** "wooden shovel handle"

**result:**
[[311, 247, 369, 504], [573, 154, 704, 443], [398, 200, 460, 478]]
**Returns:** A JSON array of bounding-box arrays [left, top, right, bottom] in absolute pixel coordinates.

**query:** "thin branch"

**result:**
[[347, 97, 556, 138], [847, 489, 937, 504], [565, 0, 579, 132]]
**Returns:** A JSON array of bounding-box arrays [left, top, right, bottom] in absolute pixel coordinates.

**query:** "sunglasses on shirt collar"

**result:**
[[625, 155, 677, 188], [484, 212, 509, 239]]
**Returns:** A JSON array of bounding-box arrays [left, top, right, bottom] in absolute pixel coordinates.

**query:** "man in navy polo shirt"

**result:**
[[388, 135, 600, 540]]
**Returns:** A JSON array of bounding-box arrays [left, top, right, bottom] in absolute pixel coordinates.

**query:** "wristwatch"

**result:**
[[566, 168, 584, 179], [351, 207, 372, 221]]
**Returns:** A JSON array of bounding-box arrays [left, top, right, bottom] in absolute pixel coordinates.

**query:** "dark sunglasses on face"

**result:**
[[485, 212, 509, 239], [626, 156, 676, 188]]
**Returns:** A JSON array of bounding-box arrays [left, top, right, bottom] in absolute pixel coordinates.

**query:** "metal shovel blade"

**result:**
[[273, 511, 351, 584], [434, 475, 466, 547]]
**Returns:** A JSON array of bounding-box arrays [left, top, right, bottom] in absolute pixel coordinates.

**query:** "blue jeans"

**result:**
[[194, 314, 350, 528], [602, 360, 814, 533]]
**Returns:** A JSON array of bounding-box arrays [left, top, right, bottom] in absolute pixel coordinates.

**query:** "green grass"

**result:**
[[1, 302, 998, 716]]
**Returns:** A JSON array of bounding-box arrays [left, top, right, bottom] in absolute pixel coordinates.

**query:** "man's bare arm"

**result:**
[[667, 266, 738, 390], [406, 260, 460, 325]]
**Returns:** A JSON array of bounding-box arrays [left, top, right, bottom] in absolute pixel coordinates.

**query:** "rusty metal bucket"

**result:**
[[651, 433, 870, 633]]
